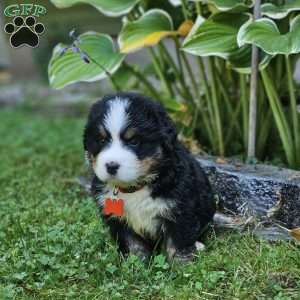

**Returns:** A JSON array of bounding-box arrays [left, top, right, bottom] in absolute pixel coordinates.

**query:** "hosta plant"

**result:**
[[48, 0, 300, 169]]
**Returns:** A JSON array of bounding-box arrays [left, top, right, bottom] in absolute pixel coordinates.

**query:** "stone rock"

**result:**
[[198, 157, 300, 228]]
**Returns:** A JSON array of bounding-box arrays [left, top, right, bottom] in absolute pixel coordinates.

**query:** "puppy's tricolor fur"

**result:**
[[83, 93, 216, 262]]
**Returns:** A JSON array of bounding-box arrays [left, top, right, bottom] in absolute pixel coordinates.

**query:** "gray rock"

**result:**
[[198, 157, 300, 228]]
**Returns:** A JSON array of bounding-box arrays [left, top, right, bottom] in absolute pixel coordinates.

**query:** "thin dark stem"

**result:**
[[158, 42, 192, 101], [207, 57, 224, 156], [195, 1, 201, 15], [85, 54, 121, 91], [180, 50, 201, 104], [180, 0, 189, 20], [148, 47, 174, 97], [240, 74, 249, 148], [286, 55, 300, 166], [123, 62, 160, 99], [247, 0, 261, 160], [261, 69, 295, 167]]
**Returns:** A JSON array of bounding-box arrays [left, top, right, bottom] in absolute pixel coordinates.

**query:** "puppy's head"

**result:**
[[83, 93, 177, 187]]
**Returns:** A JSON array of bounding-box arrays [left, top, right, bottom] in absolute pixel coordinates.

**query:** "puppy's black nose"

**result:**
[[106, 162, 120, 175]]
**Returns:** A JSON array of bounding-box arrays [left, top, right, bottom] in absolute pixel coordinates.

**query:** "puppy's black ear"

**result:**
[[82, 98, 107, 156], [148, 98, 178, 152], [83, 124, 89, 151]]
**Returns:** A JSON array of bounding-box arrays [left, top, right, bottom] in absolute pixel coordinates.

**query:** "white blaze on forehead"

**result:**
[[104, 97, 129, 137]]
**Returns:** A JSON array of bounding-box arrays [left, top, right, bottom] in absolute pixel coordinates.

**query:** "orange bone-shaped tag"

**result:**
[[103, 198, 124, 217]]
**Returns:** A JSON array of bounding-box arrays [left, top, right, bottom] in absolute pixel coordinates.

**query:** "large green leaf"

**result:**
[[190, 0, 254, 11], [238, 15, 300, 55], [48, 32, 125, 89], [118, 9, 175, 53], [50, 0, 140, 16], [228, 44, 271, 74], [182, 13, 271, 73], [261, 0, 300, 19], [183, 14, 250, 58]]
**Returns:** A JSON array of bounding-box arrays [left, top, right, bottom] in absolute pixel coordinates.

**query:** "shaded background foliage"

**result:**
[[47, 0, 300, 169]]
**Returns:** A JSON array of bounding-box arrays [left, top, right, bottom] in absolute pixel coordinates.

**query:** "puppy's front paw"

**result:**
[[126, 236, 151, 261], [172, 251, 195, 264], [165, 239, 197, 264]]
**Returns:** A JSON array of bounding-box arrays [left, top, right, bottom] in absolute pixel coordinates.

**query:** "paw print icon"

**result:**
[[4, 16, 45, 48]]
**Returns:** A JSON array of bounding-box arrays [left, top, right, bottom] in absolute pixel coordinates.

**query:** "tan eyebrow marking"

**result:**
[[123, 127, 136, 140], [99, 125, 107, 138]]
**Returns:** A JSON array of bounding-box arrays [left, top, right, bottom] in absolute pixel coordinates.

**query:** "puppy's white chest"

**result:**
[[101, 187, 172, 238]]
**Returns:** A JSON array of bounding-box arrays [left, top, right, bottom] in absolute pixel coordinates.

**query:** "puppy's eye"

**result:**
[[127, 136, 139, 146], [123, 134, 140, 146], [123, 128, 139, 145]]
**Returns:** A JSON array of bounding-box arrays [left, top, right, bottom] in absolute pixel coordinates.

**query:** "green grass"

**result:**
[[0, 108, 299, 300]]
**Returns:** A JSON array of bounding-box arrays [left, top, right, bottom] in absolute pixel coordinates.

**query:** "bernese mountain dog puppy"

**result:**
[[83, 92, 216, 263]]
